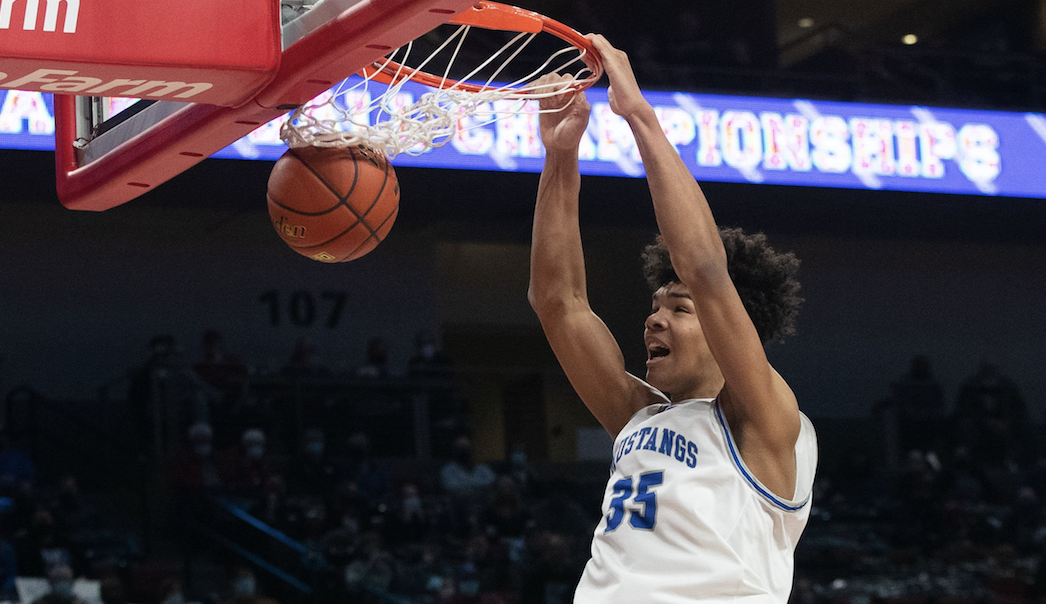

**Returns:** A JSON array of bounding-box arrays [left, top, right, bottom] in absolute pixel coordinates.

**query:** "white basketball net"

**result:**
[[279, 23, 597, 157]]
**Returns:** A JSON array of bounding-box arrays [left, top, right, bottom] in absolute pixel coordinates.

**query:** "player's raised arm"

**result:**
[[587, 35, 802, 491], [528, 75, 658, 437]]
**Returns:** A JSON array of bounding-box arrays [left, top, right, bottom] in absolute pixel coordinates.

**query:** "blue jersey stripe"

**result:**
[[714, 402, 809, 512]]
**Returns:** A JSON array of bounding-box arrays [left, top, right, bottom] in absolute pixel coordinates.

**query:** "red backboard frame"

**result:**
[[0, 0, 282, 107], [52, 0, 479, 211]]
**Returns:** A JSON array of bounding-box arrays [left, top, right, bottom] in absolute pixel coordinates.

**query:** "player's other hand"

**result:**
[[586, 34, 650, 121], [536, 73, 591, 152]]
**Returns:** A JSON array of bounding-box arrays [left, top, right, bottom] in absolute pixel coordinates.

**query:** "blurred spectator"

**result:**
[[14, 508, 74, 578], [386, 483, 427, 546], [409, 331, 463, 459], [502, 444, 539, 499], [230, 565, 257, 598], [0, 511, 16, 601], [394, 543, 447, 599], [519, 531, 584, 604], [193, 329, 249, 444], [788, 577, 819, 604], [31, 564, 83, 604], [829, 450, 884, 505], [49, 476, 97, 542], [355, 337, 390, 379], [482, 476, 529, 549], [344, 530, 396, 598], [440, 437, 496, 497], [408, 330, 451, 378], [287, 427, 340, 503], [464, 532, 511, 601], [440, 436, 496, 535], [99, 575, 128, 604], [278, 338, 330, 448], [222, 566, 278, 604], [157, 578, 189, 604], [528, 478, 591, 552], [224, 429, 278, 501], [939, 445, 987, 506], [0, 426, 34, 496], [257, 474, 291, 533], [890, 355, 946, 454], [952, 361, 1030, 467], [341, 433, 389, 504], [447, 556, 481, 604], [194, 330, 248, 390], [130, 335, 173, 433], [316, 507, 361, 572], [892, 449, 943, 555], [282, 338, 328, 378], [1005, 486, 1045, 555], [128, 335, 215, 455], [11, 479, 40, 539], [128, 334, 176, 403], [170, 422, 225, 495]]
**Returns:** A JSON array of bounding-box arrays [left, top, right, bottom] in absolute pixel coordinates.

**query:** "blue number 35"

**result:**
[[605, 471, 664, 532]]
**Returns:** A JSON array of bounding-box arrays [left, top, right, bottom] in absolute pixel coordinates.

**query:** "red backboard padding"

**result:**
[[0, 0, 281, 107], [53, 0, 480, 211]]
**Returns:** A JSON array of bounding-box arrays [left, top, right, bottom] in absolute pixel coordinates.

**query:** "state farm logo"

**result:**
[[0, 68, 214, 99], [0, 0, 80, 33]]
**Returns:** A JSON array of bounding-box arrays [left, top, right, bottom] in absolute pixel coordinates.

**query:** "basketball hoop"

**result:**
[[279, 1, 603, 157]]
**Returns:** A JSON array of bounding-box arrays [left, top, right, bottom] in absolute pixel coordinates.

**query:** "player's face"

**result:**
[[644, 282, 723, 400]]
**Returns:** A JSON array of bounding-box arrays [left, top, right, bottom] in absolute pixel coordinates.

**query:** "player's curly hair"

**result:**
[[641, 229, 802, 343]]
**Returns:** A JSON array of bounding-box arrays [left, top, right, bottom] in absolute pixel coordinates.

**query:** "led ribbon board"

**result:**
[[3, 83, 1046, 198]]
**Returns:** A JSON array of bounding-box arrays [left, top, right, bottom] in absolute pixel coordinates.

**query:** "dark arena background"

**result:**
[[1, 0, 1046, 602]]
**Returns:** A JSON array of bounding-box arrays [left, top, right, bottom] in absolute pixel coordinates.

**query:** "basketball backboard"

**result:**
[[0, 0, 479, 211]]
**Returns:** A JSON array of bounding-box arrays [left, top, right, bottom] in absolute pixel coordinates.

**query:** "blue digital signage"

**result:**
[[2, 81, 1045, 198]]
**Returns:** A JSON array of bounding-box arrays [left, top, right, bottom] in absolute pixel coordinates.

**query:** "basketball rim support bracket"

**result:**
[[52, 0, 479, 211]]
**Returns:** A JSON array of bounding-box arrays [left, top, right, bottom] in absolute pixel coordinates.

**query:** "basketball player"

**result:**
[[528, 35, 818, 603]]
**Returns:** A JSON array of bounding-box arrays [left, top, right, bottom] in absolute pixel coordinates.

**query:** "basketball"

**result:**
[[266, 145, 400, 263]]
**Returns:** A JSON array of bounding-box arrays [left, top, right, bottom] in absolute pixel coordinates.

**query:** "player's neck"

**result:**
[[668, 377, 724, 403]]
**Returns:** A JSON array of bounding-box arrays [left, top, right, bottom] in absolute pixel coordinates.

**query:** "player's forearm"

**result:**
[[529, 150, 588, 313], [627, 108, 728, 283]]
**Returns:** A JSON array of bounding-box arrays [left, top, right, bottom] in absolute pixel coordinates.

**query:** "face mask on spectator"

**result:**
[[404, 495, 423, 514], [454, 447, 472, 466], [233, 576, 256, 596], [510, 451, 527, 466], [53, 581, 73, 598], [305, 442, 324, 456], [193, 443, 212, 458], [246, 445, 265, 460]]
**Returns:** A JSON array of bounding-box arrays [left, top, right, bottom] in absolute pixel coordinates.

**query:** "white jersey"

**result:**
[[574, 376, 818, 604]]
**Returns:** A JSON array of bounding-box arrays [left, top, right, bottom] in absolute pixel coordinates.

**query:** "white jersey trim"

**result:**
[[713, 401, 811, 512]]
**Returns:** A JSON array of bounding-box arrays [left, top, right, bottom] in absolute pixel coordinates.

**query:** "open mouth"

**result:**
[[647, 344, 670, 363]]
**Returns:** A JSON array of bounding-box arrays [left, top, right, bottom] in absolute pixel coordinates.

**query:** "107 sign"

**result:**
[[258, 290, 346, 328]]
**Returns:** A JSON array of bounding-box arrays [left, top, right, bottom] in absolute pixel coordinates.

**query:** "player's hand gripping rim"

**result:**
[[535, 73, 592, 152], [585, 34, 652, 121]]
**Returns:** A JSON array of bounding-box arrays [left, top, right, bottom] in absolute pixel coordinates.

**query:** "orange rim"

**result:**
[[361, 1, 603, 94]]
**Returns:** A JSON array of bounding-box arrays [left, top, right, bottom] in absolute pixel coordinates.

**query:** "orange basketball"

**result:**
[[266, 145, 400, 263]]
